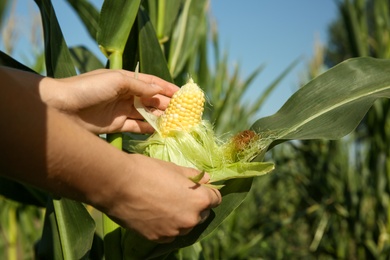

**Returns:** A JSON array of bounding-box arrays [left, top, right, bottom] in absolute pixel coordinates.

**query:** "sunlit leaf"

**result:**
[[34, 0, 76, 78], [69, 46, 104, 73], [168, 0, 207, 77], [66, 0, 100, 41], [97, 0, 140, 57], [251, 57, 390, 148], [37, 198, 96, 260], [137, 6, 172, 82]]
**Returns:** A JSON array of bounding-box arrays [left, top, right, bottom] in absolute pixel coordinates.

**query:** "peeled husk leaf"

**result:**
[[127, 119, 275, 187]]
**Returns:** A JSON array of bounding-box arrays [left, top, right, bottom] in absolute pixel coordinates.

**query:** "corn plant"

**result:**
[[2, 0, 390, 259]]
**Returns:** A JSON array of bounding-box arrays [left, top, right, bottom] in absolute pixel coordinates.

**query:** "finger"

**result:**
[[141, 94, 171, 110], [122, 77, 164, 98], [206, 187, 222, 208], [71, 69, 179, 98], [178, 227, 193, 236], [119, 70, 179, 97], [155, 236, 176, 244], [198, 209, 210, 224]]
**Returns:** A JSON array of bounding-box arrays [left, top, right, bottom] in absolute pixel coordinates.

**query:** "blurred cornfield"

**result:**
[[1, 0, 390, 259]]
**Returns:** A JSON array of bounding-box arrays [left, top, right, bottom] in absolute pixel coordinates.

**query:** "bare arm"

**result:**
[[0, 67, 221, 242]]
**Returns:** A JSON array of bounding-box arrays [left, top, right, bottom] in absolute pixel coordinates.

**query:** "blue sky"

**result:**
[[7, 0, 338, 118]]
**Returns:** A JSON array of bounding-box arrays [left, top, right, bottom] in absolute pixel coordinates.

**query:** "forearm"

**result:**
[[0, 68, 127, 208], [0, 66, 65, 108]]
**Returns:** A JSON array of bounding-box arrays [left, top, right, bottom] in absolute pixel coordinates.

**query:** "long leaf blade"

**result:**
[[251, 57, 390, 144], [97, 0, 141, 56], [69, 46, 104, 73], [168, 0, 207, 77], [137, 6, 172, 82], [34, 0, 76, 78], [66, 0, 100, 41], [37, 198, 96, 260], [0, 51, 36, 73]]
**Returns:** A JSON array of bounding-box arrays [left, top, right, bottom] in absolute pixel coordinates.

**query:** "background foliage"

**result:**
[[1, 0, 390, 259]]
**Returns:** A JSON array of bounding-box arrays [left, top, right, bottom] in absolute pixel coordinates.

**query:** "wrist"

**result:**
[[87, 152, 139, 216]]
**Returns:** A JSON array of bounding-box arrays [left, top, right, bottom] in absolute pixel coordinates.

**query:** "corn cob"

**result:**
[[157, 78, 205, 137]]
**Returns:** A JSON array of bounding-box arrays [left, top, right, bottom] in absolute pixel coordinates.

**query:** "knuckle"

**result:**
[[198, 191, 213, 205]]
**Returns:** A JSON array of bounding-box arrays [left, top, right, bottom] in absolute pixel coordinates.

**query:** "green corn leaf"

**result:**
[[121, 229, 158, 260], [156, 0, 182, 41], [66, 0, 100, 41], [143, 0, 182, 43], [34, 0, 76, 78], [0, 177, 48, 207], [340, 0, 368, 57], [168, 0, 207, 77], [137, 6, 172, 82], [251, 57, 390, 149], [0, 50, 37, 73], [97, 0, 140, 57], [122, 17, 139, 72], [36, 198, 96, 260], [143, 0, 157, 27], [69, 46, 104, 73]]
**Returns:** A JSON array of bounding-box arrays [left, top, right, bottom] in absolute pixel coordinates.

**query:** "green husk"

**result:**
[[127, 120, 275, 187]]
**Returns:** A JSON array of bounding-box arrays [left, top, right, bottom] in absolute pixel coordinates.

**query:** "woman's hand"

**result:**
[[101, 154, 222, 243], [41, 69, 179, 134]]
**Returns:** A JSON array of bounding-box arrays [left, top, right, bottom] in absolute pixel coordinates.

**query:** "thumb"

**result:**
[[183, 167, 211, 185]]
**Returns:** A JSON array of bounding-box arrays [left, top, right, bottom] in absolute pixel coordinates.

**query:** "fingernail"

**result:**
[[199, 209, 210, 224]]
